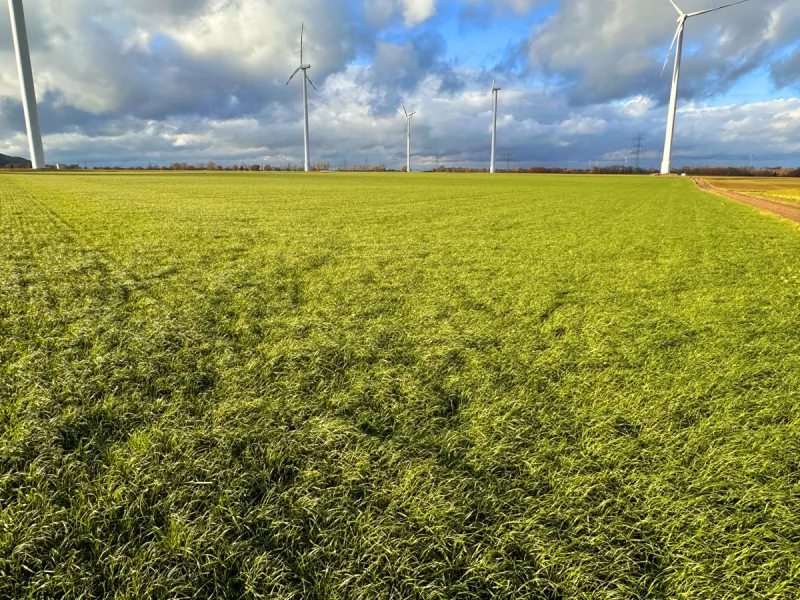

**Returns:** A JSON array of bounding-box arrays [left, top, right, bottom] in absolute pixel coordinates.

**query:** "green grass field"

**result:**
[[1, 172, 799, 599]]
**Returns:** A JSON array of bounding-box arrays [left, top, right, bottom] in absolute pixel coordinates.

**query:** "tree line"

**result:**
[[7, 161, 800, 176], [677, 166, 800, 177]]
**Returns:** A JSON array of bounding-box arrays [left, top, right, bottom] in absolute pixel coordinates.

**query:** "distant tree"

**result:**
[[250, 164, 261, 171]]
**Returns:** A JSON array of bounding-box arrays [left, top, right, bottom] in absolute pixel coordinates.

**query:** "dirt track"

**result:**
[[693, 178, 800, 224]]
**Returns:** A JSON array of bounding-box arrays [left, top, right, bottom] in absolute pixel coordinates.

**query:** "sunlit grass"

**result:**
[[764, 189, 800, 206], [1, 172, 799, 598]]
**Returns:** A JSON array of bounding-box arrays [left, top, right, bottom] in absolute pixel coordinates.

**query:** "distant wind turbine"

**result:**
[[403, 104, 416, 172], [7, 0, 45, 169], [660, 0, 750, 175], [286, 24, 317, 172], [490, 71, 501, 174]]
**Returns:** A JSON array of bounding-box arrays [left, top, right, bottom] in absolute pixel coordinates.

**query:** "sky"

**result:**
[[1, 0, 799, 170]]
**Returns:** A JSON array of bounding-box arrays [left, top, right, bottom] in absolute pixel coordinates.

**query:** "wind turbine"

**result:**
[[490, 71, 501, 174], [286, 24, 317, 172], [7, 0, 45, 169], [403, 104, 416, 172], [660, 0, 750, 175]]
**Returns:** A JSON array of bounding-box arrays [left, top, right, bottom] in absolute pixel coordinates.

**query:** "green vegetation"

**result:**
[[1, 172, 799, 599]]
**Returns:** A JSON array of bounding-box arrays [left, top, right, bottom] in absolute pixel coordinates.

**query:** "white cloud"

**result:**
[[460, 0, 545, 15], [363, 0, 436, 26], [561, 117, 607, 135], [401, 0, 437, 25], [622, 96, 656, 118], [122, 30, 153, 55], [529, 0, 799, 105]]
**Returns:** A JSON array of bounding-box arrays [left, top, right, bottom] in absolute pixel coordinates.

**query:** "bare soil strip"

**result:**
[[694, 177, 800, 224]]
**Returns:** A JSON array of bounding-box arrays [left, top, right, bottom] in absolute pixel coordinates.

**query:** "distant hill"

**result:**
[[0, 153, 31, 168]]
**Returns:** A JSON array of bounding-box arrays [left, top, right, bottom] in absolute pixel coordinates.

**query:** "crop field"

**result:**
[[708, 177, 800, 205], [764, 189, 800, 205], [1, 172, 799, 599]]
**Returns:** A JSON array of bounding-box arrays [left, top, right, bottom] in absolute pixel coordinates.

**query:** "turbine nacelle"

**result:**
[[661, 0, 751, 77], [660, 0, 751, 175], [490, 69, 501, 174], [670, 0, 685, 16], [402, 102, 415, 172], [490, 69, 502, 94], [286, 24, 317, 89], [286, 23, 316, 172]]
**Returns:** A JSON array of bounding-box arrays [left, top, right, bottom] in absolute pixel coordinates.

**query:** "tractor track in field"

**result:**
[[3, 178, 146, 290], [693, 177, 800, 224]]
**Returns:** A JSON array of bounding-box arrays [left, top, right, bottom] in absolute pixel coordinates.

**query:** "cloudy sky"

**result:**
[[1, 0, 799, 169]]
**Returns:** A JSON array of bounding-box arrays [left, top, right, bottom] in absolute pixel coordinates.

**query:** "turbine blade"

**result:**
[[669, 0, 685, 15], [286, 67, 302, 85], [301, 23, 304, 65], [305, 73, 317, 91], [410, 112, 416, 117], [686, 0, 750, 18], [403, 103, 408, 117], [660, 24, 682, 78]]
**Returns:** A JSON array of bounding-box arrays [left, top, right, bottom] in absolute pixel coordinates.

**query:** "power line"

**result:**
[[631, 134, 646, 171], [503, 148, 513, 171]]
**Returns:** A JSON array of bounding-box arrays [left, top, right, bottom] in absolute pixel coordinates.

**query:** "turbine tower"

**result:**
[[403, 104, 416, 173], [7, 0, 45, 169], [286, 24, 317, 172], [490, 72, 501, 174], [660, 0, 750, 175]]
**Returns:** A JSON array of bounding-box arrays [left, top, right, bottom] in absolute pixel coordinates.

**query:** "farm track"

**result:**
[[694, 177, 800, 224]]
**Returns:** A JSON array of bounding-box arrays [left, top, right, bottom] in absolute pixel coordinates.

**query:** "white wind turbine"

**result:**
[[403, 104, 416, 172], [286, 24, 317, 172], [660, 0, 750, 175], [490, 70, 501, 174], [7, 0, 45, 169]]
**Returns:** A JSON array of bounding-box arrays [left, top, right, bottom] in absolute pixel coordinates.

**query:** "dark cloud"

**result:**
[[770, 48, 800, 90], [364, 30, 463, 115], [528, 0, 799, 107]]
